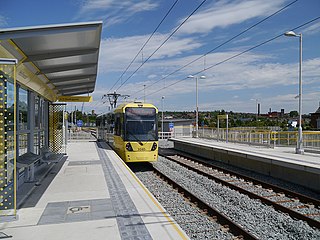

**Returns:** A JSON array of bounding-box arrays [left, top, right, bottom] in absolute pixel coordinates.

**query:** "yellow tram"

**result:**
[[96, 102, 158, 162]]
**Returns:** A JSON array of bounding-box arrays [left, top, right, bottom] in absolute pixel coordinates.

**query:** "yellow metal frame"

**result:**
[[13, 62, 17, 216], [0, 60, 17, 216]]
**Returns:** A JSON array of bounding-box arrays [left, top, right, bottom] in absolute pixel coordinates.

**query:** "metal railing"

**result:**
[[163, 125, 320, 150], [199, 127, 320, 150], [68, 129, 96, 140], [159, 132, 173, 139], [94, 125, 320, 150]]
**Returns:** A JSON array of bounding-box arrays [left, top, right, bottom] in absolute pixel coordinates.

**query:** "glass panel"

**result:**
[[40, 131, 45, 149], [18, 134, 28, 156], [39, 98, 44, 129], [18, 88, 28, 130], [33, 133, 39, 154], [34, 96, 39, 129]]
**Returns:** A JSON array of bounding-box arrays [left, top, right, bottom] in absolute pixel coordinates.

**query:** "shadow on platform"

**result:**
[[18, 157, 67, 209]]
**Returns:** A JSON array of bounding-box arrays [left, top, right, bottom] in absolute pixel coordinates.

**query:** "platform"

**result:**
[[0, 140, 189, 240], [169, 138, 320, 193]]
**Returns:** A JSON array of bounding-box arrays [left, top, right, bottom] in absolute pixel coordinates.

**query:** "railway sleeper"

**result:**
[[221, 224, 230, 232], [163, 153, 320, 229]]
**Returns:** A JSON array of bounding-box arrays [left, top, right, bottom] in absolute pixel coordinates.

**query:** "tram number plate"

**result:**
[[138, 147, 146, 151]]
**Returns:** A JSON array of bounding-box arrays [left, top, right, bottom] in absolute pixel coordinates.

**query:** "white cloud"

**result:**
[[78, 0, 114, 13], [115, 53, 320, 113], [148, 74, 158, 79], [98, 33, 202, 74], [180, 89, 320, 114], [304, 21, 320, 35], [178, 0, 286, 34], [75, 0, 158, 27]]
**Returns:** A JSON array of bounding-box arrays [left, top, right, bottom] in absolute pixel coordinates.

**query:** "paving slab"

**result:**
[[0, 140, 189, 240]]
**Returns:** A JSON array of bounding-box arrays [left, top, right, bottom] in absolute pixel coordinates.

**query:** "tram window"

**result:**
[[114, 114, 121, 136], [125, 107, 155, 120], [125, 120, 157, 141], [124, 107, 158, 141]]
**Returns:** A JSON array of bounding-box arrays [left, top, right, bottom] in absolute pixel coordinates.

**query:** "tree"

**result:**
[[289, 111, 298, 117]]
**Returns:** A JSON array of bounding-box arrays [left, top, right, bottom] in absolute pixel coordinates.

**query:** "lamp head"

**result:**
[[284, 31, 298, 37], [187, 75, 194, 78]]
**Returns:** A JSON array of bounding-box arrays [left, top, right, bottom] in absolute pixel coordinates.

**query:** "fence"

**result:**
[[92, 124, 320, 150], [160, 125, 320, 150], [68, 128, 96, 140], [198, 127, 320, 150]]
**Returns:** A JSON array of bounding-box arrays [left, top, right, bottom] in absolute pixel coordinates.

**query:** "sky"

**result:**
[[1, 0, 320, 115]]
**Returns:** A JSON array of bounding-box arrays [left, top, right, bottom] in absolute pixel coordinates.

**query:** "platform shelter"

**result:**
[[0, 21, 102, 218]]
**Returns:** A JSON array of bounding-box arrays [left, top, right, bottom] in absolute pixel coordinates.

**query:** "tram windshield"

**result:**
[[125, 107, 158, 141]]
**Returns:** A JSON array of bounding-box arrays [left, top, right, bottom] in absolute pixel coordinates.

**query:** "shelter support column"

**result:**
[[0, 58, 17, 218]]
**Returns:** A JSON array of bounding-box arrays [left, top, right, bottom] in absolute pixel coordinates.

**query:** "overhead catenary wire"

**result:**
[[115, 0, 208, 92], [107, 0, 180, 93], [140, 15, 320, 99], [129, 0, 299, 98]]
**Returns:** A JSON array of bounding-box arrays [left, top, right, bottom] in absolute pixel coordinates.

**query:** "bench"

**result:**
[[17, 149, 65, 182], [17, 152, 42, 182], [40, 147, 65, 164]]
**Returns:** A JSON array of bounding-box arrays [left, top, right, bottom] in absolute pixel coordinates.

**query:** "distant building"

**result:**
[[160, 119, 193, 131], [310, 104, 320, 129], [269, 111, 280, 118], [160, 119, 194, 137]]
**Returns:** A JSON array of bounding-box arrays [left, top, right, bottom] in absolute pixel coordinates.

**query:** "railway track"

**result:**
[[130, 163, 258, 240], [159, 149, 320, 229]]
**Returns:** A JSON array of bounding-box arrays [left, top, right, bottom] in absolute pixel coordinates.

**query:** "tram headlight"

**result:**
[[126, 143, 133, 151], [151, 142, 157, 151]]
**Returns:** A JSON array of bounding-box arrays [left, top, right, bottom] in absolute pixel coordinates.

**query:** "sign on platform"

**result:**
[[58, 96, 93, 102], [77, 120, 83, 127]]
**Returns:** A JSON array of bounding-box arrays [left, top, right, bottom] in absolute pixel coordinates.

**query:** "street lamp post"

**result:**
[[161, 96, 165, 138], [188, 75, 206, 138], [284, 30, 304, 154], [143, 84, 146, 103]]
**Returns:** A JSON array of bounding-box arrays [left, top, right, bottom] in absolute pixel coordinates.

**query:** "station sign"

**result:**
[[77, 120, 83, 127], [169, 122, 174, 132], [58, 96, 93, 102]]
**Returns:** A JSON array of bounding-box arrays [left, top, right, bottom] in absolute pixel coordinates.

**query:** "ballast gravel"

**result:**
[[151, 156, 320, 240], [135, 170, 234, 240]]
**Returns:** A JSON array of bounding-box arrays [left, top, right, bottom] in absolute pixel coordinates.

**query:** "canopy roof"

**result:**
[[0, 21, 102, 96]]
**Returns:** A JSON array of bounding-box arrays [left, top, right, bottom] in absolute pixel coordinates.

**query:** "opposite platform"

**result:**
[[0, 140, 189, 240], [170, 138, 320, 193]]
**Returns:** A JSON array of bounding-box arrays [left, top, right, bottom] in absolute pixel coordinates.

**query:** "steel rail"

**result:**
[[149, 163, 259, 240], [159, 151, 320, 229], [161, 150, 320, 207]]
